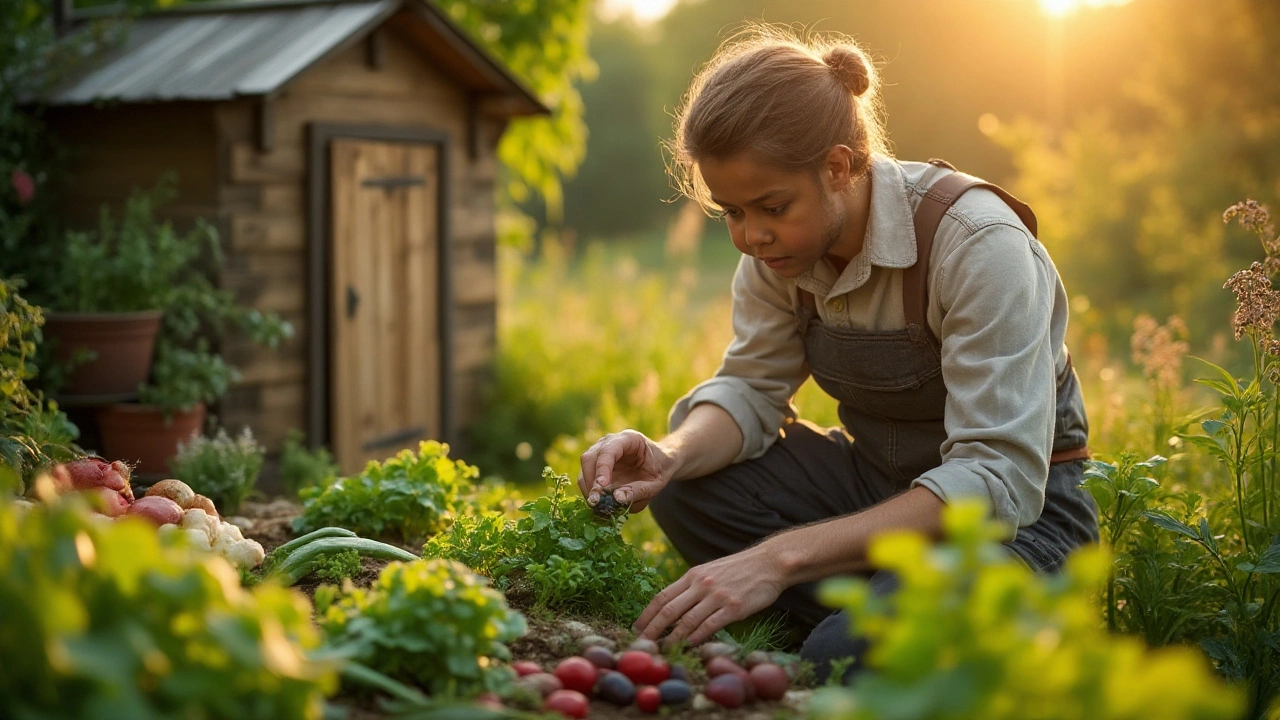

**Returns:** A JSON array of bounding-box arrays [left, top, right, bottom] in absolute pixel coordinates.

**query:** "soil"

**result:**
[[233, 500, 814, 720]]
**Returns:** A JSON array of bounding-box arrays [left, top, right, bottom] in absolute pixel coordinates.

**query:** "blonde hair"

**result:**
[[667, 24, 890, 211]]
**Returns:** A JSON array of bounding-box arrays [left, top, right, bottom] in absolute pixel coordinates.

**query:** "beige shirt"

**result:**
[[670, 156, 1072, 528]]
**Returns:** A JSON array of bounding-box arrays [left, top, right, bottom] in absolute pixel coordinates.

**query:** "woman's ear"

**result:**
[[823, 145, 856, 191]]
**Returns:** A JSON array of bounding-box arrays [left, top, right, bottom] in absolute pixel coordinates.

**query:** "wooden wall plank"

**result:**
[[230, 212, 305, 252]]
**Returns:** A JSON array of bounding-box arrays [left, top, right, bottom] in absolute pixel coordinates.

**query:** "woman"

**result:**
[[577, 24, 1098, 679]]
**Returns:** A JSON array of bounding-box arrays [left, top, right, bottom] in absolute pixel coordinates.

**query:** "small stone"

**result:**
[[658, 679, 692, 705], [582, 646, 615, 669], [628, 637, 660, 654], [559, 620, 594, 638], [579, 634, 616, 651], [743, 650, 771, 669], [596, 671, 636, 706], [782, 689, 813, 708], [691, 694, 716, 712], [669, 665, 689, 682], [697, 641, 738, 661]]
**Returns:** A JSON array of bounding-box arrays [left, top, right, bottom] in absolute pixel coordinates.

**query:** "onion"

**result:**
[[126, 496, 183, 526]]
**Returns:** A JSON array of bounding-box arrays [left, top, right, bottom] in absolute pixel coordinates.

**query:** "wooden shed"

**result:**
[[41, 0, 546, 474]]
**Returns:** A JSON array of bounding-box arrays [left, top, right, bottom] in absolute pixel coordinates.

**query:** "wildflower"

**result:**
[[1131, 314, 1189, 390], [1224, 199, 1280, 274], [1224, 261, 1280, 351], [9, 169, 34, 205]]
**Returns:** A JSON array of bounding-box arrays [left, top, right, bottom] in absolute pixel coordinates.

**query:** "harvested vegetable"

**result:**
[[145, 478, 195, 508], [126, 496, 183, 526]]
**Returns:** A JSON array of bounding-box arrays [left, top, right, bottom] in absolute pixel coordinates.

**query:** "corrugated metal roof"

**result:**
[[47, 0, 398, 105]]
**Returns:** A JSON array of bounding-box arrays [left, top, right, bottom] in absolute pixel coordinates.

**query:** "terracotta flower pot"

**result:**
[[43, 310, 164, 397], [96, 402, 206, 476]]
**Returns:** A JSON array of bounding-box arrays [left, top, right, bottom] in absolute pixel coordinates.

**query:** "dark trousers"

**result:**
[[648, 420, 1097, 682]]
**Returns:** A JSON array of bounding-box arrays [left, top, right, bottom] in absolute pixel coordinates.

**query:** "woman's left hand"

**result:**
[[633, 543, 788, 648]]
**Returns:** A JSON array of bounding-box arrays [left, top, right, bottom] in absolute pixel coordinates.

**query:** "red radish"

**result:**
[[84, 487, 129, 517], [703, 674, 746, 709], [513, 660, 543, 677], [544, 689, 589, 718], [641, 655, 670, 685], [126, 496, 184, 526], [553, 657, 597, 695], [748, 663, 789, 700], [616, 650, 653, 684], [635, 685, 661, 713], [706, 655, 745, 678]]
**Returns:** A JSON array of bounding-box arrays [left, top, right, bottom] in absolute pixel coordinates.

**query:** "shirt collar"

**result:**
[[799, 154, 918, 298]]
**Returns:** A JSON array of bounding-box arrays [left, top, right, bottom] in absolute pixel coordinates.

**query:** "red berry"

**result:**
[[635, 685, 662, 713], [615, 650, 653, 684], [554, 656, 598, 695], [544, 689, 590, 718]]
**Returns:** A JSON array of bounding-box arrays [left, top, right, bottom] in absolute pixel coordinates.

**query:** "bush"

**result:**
[[810, 500, 1244, 720], [0, 491, 336, 719], [170, 427, 264, 516], [293, 441, 478, 546], [315, 558, 526, 699], [278, 429, 339, 497]]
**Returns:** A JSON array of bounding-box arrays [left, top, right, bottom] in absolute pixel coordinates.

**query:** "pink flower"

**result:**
[[10, 169, 35, 205]]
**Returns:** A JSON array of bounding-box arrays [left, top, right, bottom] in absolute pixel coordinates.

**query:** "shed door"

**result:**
[[329, 139, 440, 474]]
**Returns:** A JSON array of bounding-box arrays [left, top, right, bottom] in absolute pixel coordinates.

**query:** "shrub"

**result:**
[[293, 441, 478, 546], [170, 427, 264, 516], [0, 491, 336, 719], [810, 500, 1244, 720], [278, 429, 339, 497], [315, 558, 526, 699]]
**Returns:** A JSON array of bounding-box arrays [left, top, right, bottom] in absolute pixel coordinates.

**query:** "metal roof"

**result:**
[[42, 0, 547, 115]]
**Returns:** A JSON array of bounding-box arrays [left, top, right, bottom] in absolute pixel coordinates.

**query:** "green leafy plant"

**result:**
[[424, 467, 663, 623], [313, 549, 362, 584], [293, 441, 479, 546], [0, 278, 78, 493], [279, 429, 340, 496], [316, 558, 526, 699], [809, 500, 1244, 720], [0, 492, 337, 719], [169, 426, 264, 516]]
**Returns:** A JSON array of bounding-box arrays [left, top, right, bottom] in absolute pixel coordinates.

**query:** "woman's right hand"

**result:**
[[578, 429, 674, 513]]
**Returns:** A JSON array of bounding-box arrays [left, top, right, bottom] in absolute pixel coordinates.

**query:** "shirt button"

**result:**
[[829, 297, 846, 313]]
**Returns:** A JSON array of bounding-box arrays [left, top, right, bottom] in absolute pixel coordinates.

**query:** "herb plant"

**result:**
[[316, 558, 526, 699], [0, 492, 336, 719], [170, 427, 265, 516], [279, 429, 340, 496], [293, 441, 479, 545], [424, 467, 664, 623], [810, 500, 1244, 720]]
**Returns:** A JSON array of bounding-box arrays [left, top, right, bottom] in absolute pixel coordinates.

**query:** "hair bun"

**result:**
[[823, 46, 871, 96]]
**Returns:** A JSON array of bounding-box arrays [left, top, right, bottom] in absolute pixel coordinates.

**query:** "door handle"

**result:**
[[346, 286, 360, 319]]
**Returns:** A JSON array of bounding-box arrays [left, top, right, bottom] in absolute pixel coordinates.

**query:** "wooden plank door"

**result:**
[[329, 139, 439, 474]]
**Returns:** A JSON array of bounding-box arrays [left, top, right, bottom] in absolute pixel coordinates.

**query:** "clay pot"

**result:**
[[43, 310, 163, 397], [96, 402, 206, 476]]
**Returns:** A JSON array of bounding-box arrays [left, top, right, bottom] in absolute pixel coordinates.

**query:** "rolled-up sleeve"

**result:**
[[669, 256, 810, 462], [911, 221, 1057, 530]]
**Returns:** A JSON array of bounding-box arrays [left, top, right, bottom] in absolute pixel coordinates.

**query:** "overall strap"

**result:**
[[903, 160, 1038, 341]]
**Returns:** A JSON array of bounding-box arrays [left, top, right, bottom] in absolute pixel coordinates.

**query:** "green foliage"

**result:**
[[810, 500, 1244, 720], [439, 0, 595, 219], [0, 494, 337, 719], [316, 558, 526, 699], [279, 429, 340, 497], [423, 467, 663, 623], [0, 278, 78, 492], [293, 441, 479, 546], [170, 426, 265, 516], [313, 549, 362, 584]]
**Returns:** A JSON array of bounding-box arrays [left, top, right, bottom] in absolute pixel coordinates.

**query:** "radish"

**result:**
[[127, 496, 184, 526]]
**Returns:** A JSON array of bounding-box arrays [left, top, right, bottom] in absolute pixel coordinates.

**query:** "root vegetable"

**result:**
[[225, 539, 265, 569], [85, 486, 129, 517], [127, 496, 184, 526], [186, 494, 218, 517], [146, 479, 195, 508]]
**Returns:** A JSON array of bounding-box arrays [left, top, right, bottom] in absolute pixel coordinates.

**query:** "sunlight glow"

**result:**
[[598, 0, 678, 24], [1038, 0, 1132, 16]]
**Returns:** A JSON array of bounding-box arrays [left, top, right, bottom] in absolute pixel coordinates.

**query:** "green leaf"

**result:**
[[558, 537, 586, 552], [1144, 511, 1201, 541], [1238, 535, 1280, 573]]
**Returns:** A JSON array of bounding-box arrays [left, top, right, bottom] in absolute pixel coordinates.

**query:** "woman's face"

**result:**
[[699, 152, 856, 278]]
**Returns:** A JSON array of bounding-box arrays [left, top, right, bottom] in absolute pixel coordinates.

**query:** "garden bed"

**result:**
[[232, 499, 814, 719]]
